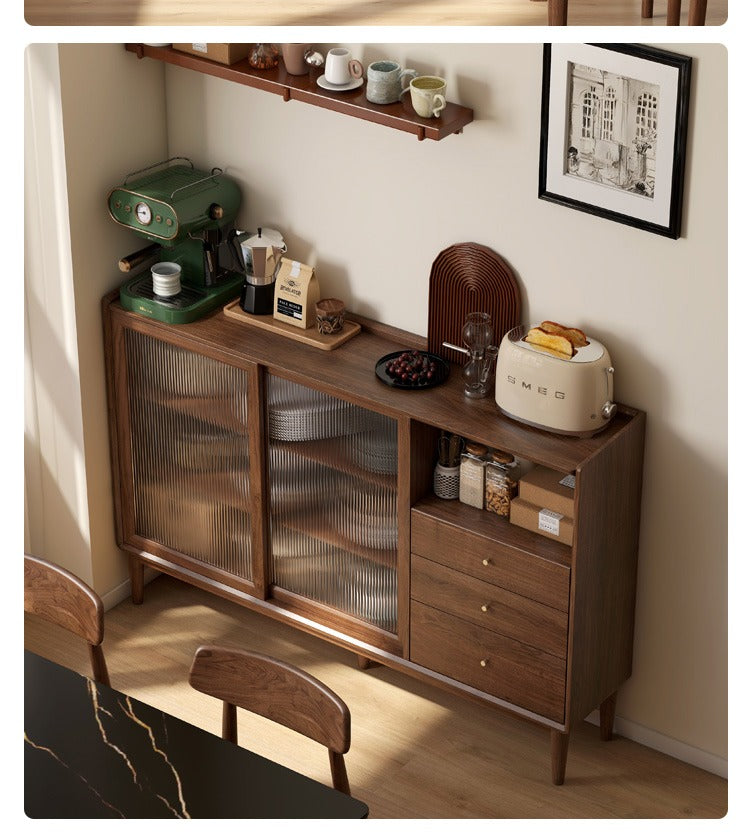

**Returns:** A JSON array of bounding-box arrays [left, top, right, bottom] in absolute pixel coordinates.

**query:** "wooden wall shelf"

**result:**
[[125, 44, 474, 142]]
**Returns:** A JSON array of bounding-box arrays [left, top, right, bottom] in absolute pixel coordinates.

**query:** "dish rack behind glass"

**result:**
[[267, 375, 398, 633], [125, 331, 253, 581]]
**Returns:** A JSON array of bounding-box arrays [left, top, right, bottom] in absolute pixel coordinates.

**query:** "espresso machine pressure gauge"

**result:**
[[135, 202, 152, 225]]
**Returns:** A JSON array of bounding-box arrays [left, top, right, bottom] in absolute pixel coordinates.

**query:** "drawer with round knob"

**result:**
[[410, 601, 566, 722], [411, 506, 570, 612], [411, 554, 568, 658]]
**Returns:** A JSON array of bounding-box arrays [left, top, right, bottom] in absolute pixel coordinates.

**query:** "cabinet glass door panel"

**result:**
[[267, 375, 398, 633], [125, 331, 253, 581]]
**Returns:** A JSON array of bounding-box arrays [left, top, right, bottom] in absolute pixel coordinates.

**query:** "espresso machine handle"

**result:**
[[118, 243, 161, 273]]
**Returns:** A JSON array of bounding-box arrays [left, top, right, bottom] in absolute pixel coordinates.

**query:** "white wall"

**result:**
[[26, 43, 726, 770], [163, 43, 727, 767]]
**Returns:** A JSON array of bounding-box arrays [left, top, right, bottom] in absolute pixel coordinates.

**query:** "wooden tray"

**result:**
[[223, 299, 361, 350], [427, 243, 521, 366]]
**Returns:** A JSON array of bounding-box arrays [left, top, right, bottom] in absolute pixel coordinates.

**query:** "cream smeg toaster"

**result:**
[[495, 325, 617, 437]]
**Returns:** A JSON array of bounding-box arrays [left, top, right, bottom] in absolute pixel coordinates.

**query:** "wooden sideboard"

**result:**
[[102, 290, 645, 784]]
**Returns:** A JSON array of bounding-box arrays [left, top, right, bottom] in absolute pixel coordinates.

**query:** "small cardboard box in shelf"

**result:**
[[509, 497, 574, 547], [518, 466, 576, 519], [172, 44, 251, 65]]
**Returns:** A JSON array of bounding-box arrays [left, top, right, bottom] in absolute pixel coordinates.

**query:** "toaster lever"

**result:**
[[601, 401, 617, 420]]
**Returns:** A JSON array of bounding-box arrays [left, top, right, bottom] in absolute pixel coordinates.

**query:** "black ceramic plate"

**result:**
[[375, 350, 449, 390]]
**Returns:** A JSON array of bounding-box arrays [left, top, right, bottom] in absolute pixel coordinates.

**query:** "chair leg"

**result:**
[[329, 751, 351, 795], [548, 0, 568, 25], [89, 644, 111, 687], [689, 0, 707, 24], [550, 730, 569, 785], [641, 0, 654, 17], [599, 691, 617, 741], [667, 0, 682, 24], [222, 702, 238, 744]]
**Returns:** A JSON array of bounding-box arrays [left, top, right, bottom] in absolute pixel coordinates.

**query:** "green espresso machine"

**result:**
[[108, 157, 246, 324]]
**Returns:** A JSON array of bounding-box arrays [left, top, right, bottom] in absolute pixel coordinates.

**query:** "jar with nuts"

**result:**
[[485, 450, 519, 517]]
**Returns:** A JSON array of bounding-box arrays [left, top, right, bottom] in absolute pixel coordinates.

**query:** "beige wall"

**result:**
[[26, 43, 726, 769], [24, 44, 167, 597]]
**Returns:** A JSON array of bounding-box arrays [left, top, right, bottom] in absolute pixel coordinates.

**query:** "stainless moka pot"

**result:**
[[239, 228, 287, 315]]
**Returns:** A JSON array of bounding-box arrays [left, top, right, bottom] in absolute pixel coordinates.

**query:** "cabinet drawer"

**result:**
[[410, 601, 566, 722], [411, 508, 569, 612], [411, 555, 567, 659]]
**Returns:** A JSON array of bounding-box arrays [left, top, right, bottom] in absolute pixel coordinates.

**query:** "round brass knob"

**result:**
[[480, 604, 489, 613], [480, 659, 488, 668], [482, 559, 490, 567]]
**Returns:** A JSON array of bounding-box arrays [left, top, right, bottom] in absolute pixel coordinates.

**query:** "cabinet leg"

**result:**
[[356, 654, 380, 670], [550, 730, 569, 785], [641, 0, 654, 17], [129, 556, 144, 605], [599, 691, 617, 741], [548, 0, 568, 25]]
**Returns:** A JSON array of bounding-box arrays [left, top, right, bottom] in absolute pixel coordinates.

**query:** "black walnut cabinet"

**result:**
[[102, 291, 645, 785]]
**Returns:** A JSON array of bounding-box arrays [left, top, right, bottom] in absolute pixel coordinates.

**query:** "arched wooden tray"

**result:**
[[427, 243, 522, 365]]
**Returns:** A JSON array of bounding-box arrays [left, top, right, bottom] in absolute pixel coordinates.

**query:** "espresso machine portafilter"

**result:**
[[108, 157, 247, 324]]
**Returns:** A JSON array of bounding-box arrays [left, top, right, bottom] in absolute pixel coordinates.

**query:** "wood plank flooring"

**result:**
[[24, 574, 727, 819], [24, 0, 728, 27]]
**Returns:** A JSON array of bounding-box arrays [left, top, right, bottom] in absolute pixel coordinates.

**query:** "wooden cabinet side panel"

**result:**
[[103, 304, 138, 546], [568, 412, 646, 722]]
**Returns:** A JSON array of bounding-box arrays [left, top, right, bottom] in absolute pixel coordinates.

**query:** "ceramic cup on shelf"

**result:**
[[366, 61, 418, 105], [403, 75, 447, 118], [324, 48, 364, 86], [281, 43, 312, 75]]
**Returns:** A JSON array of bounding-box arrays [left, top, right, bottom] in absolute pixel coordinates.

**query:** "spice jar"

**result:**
[[485, 450, 519, 517], [459, 443, 488, 508]]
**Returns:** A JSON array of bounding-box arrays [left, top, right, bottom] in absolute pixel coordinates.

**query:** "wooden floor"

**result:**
[[24, 574, 727, 819], [24, 0, 728, 27]]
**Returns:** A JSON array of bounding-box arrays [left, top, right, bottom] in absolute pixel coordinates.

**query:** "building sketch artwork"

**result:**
[[566, 63, 659, 199]]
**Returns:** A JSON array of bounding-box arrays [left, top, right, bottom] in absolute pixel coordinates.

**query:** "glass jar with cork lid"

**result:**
[[485, 449, 519, 517], [459, 442, 489, 508]]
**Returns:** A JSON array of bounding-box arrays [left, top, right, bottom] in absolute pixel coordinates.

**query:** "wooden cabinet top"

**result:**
[[106, 293, 643, 474]]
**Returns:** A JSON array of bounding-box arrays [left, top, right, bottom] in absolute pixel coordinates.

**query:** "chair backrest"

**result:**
[[189, 645, 352, 794], [24, 553, 110, 686]]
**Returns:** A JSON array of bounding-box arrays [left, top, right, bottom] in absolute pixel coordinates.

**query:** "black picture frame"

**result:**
[[539, 43, 692, 239]]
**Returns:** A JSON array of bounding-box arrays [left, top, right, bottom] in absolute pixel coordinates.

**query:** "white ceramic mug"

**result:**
[[324, 48, 364, 86], [403, 75, 447, 118]]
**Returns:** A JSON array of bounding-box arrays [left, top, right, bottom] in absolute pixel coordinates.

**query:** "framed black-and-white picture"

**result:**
[[539, 43, 692, 239]]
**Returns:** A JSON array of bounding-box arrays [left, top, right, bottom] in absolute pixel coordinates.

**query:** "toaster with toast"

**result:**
[[495, 324, 617, 437]]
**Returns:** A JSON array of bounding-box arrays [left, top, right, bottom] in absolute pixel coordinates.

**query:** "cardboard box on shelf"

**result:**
[[509, 497, 574, 547], [518, 466, 576, 519], [172, 44, 251, 65]]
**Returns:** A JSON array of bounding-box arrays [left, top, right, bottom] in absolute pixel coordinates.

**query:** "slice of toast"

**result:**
[[539, 320, 588, 348], [525, 327, 574, 358]]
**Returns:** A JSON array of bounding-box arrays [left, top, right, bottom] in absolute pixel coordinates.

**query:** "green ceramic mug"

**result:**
[[402, 75, 447, 118]]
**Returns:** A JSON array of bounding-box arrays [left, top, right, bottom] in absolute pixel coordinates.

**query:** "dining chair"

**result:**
[[548, 0, 708, 24], [189, 645, 352, 794], [24, 553, 111, 686]]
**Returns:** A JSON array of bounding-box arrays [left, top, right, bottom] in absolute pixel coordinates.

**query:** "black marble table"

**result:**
[[24, 650, 368, 819]]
